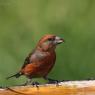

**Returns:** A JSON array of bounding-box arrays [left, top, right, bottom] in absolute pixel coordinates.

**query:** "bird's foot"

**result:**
[[31, 82, 39, 89], [44, 77, 60, 86], [49, 79, 59, 86]]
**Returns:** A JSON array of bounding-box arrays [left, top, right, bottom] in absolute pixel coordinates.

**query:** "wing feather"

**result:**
[[21, 50, 35, 69]]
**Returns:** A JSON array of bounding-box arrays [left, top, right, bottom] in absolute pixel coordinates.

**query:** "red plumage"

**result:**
[[7, 34, 64, 84]]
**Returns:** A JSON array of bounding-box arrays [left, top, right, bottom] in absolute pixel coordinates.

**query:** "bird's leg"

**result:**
[[31, 82, 39, 89], [43, 77, 59, 86]]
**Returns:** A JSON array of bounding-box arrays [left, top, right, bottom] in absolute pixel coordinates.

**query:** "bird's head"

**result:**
[[37, 34, 64, 51]]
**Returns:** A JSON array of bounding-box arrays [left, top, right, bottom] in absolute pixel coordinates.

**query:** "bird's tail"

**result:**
[[6, 72, 22, 80]]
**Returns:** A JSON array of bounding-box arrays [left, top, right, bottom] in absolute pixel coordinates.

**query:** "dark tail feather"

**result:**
[[6, 72, 22, 80]]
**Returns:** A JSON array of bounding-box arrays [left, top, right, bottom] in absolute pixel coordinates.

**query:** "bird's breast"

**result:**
[[30, 50, 47, 62], [34, 51, 56, 75], [33, 51, 56, 66]]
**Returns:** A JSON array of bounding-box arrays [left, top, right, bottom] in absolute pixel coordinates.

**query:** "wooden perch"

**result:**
[[1, 80, 95, 95]]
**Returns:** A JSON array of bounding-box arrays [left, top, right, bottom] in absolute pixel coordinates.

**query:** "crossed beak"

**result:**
[[54, 36, 64, 45]]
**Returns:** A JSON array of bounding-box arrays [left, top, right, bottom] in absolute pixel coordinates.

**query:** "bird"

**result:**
[[6, 34, 64, 84]]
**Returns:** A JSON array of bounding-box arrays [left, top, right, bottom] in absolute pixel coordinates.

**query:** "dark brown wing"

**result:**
[[21, 49, 46, 69], [21, 50, 35, 69]]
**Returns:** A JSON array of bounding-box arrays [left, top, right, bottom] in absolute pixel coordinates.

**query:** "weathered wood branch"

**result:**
[[0, 80, 95, 95]]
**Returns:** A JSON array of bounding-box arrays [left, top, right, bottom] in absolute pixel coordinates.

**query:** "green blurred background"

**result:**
[[0, 0, 95, 86]]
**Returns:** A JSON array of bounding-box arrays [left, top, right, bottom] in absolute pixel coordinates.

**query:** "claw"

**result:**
[[31, 82, 39, 90]]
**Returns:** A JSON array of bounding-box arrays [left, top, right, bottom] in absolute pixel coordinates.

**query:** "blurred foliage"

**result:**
[[0, 0, 95, 86]]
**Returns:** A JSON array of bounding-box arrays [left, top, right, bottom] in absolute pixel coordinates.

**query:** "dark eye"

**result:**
[[48, 38, 54, 41]]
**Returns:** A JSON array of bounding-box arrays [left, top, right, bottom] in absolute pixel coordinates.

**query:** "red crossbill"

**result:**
[[7, 34, 64, 84]]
